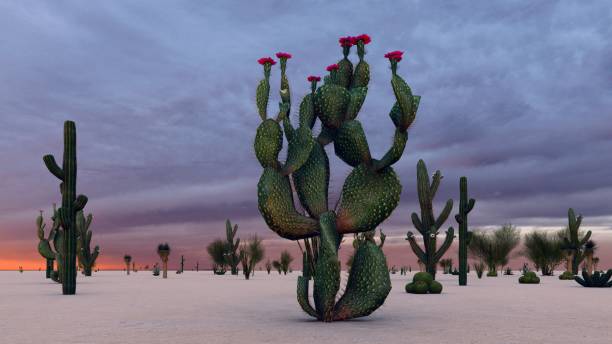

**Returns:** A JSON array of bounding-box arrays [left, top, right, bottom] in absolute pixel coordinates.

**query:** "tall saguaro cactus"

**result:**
[[36, 209, 57, 279], [43, 121, 88, 295], [455, 176, 475, 286], [406, 160, 454, 279], [225, 219, 240, 275], [254, 36, 418, 321], [76, 210, 99, 276], [561, 208, 591, 274]]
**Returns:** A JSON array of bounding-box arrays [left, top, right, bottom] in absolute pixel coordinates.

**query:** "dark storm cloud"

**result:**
[[1, 1, 611, 265]]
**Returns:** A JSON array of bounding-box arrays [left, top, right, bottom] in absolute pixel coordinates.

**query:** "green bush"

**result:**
[[487, 270, 498, 277], [413, 271, 433, 285], [429, 280, 443, 294], [558, 271, 574, 280], [405, 272, 442, 294], [519, 271, 540, 284]]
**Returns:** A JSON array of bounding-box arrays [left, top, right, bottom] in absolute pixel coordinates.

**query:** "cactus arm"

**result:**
[[406, 232, 426, 262], [579, 230, 592, 246], [434, 199, 453, 230], [411, 212, 425, 235], [43, 155, 64, 180], [293, 143, 330, 219], [434, 227, 455, 262], [282, 126, 315, 175], [372, 129, 407, 171], [429, 170, 442, 198]]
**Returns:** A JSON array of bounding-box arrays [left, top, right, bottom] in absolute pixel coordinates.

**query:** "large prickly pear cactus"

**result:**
[[76, 210, 99, 276], [406, 160, 454, 279], [455, 176, 475, 286], [225, 219, 240, 275], [43, 120, 88, 294], [254, 35, 419, 321], [561, 208, 591, 274]]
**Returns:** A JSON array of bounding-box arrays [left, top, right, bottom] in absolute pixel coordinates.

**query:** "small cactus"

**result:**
[[519, 271, 540, 284], [76, 210, 99, 276], [405, 272, 443, 294]]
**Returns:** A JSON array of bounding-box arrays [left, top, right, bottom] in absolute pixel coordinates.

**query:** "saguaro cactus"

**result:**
[[179, 255, 185, 274], [157, 243, 170, 278], [455, 176, 475, 286], [43, 120, 88, 295], [254, 35, 418, 321], [36, 208, 58, 279], [76, 210, 99, 276], [225, 219, 240, 275], [406, 160, 454, 279], [561, 208, 591, 274], [123, 255, 132, 275]]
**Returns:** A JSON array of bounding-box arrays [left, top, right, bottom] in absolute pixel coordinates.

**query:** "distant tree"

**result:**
[[279, 250, 294, 275], [469, 224, 520, 275], [239, 235, 265, 280], [522, 231, 564, 276], [207, 239, 227, 274]]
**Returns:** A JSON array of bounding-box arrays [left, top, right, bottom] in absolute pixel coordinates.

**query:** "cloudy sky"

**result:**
[[1, 1, 611, 270]]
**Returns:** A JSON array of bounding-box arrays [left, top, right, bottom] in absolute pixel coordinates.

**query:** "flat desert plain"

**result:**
[[1, 271, 610, 344]]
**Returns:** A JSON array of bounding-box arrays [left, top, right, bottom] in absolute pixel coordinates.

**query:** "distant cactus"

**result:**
[[406, 160, 454, 279], [265, 260, 272, 274], [177, 255, 185, 274], [36, 208, 59, 279], [19, 266, 23, 273], [157, 243, 170, 278], [559, 208, 591, 275], [583, 240, 597, 275], [439, 258, 453, 274], [455, 176, 475, 286], [123, 255, 132, 275], [152, 263, 160, 276], [504, 267, 514, 275], [225, 219, 241, 275], [574, 269, 612, 288], [76, 210, 99, 276], [43, 120, 88, 295]]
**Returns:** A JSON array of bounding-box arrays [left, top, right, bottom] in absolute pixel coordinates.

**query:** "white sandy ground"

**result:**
[[1, 271, 610, 344]]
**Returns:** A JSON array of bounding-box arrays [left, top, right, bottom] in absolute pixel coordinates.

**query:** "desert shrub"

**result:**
[[522, 231, 564, 276], [469, 224, 520, 275]]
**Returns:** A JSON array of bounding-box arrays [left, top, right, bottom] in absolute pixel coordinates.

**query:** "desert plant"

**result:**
[[439, 258, 453, 274], [346, 229, 385, 272], [157, 243, 170, 278], [265, 260, 272, 274], [405, 272, 443, 294], [519, 271, 540, 284], [254, 36, 417, 321], [455, 176, 475, 286], [152, 263, 160, 276], [224, 219, 241, 275], [559, 208, 591, 274], [583, 240, 597, 275], [206, 239, 227, 274], [36, 207, 60, 279], [522, 231, 564, 276], [75, 210, 99, 276], [239, 235, 265, 280], [574, 269, 612, 288], [279, 250, 293, 275], [272, 260, 282, 274], [473, 262, 485, 279], [406, 160, 454, 279], [123, 255, 132, 275], [504, 267, 514, 275], [177, 255, 185, 274], [19, 266, 23, 273], [593, 257, 600, 271], [468, 224, 520, 276], [451, 268, 459, 275], [43, 121, 89, 294], [559, 271, 574, 280]]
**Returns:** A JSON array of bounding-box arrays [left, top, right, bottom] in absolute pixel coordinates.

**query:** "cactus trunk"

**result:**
[[456, 177, 475, 286], [162, 259, 168, 278], [45, 259, 53, 278], [43, 121, 88, 295]]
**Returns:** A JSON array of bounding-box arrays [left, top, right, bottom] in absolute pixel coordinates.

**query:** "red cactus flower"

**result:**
[[258, 57, 276, 65], [339, 36, 353, 47], [384, 50, 404, 61], [307, 76, 321, 82], [326, 64, 339, 72], [275, 52, 292, 59], [354, 34, 371, 45]]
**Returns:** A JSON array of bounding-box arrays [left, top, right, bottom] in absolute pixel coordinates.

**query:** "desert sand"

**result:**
[[1, 270, 610, 344]]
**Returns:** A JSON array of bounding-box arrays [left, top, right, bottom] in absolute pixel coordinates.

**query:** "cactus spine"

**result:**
[[225, 219, 240, 275], [254, 36, 417, 321], [43, 121, 88, 295], [76, 210, 99, 276], [455, 176, 475, 286], [561, 208, 591, 274], [406, 160, 454, 279]]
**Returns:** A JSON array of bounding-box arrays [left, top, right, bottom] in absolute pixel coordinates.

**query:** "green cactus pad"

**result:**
[[333, 120, 372, 166], [256, 78, 270, 120], [299, 93, 316, 129], [333, 240, 391, 320], [254, 119, 283, 168], [345, 87, 368, 121], [38, 241, 56, 260], [293, 143, 329, 218], [337, 58, 353, 89], [337, 164, 401, 234], [280, 74, 290, 104], [314, 83, 350, 129], [429, 280, 443, 294], [352, 60, 370, 88], [313, 212, 341, 321], [284, 126, 315, 174], [257, 168, 319, 239]]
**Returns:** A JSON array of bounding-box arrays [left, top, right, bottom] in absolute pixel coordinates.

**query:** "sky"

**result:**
[[1, 1, 611, 270]]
